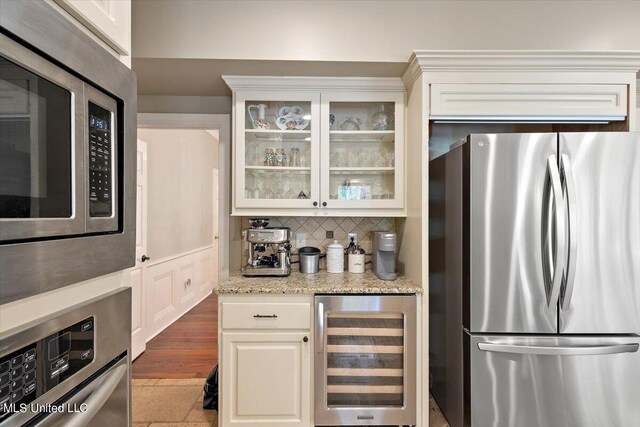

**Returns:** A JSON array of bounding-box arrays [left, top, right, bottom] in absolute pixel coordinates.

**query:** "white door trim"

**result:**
[[131, 138, 148, 359], [137, 113, 232, 280]]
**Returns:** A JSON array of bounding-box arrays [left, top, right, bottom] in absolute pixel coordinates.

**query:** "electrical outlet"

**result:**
[[347, 232, 358, 246], [326, 230, 334, 239], [296, 232, 307, 248]]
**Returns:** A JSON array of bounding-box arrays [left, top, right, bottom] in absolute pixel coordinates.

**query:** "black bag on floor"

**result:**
[[203, 364, 218, 410]]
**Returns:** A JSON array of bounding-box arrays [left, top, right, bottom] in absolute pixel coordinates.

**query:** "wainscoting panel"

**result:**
[[151, 271, 177, 327], [145, 245, 215, 341], [179, 263, 196, 306], [196, 255, 213, 300]]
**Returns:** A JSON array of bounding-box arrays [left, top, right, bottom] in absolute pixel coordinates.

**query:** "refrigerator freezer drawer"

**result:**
[[470, 335, 640, 427]]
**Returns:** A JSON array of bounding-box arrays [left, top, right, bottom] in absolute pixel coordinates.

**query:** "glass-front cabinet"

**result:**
[[320, 92, 404, 210], [227, 77, 405, 216], [235, 91, 320, 209]]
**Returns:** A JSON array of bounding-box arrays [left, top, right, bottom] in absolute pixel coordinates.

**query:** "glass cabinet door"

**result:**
[[320, 93, 404, 210], [235, 91, 320, 209]]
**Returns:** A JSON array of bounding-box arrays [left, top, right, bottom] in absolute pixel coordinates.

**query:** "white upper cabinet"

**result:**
[[430, 83, 628, 119], [53, 0, 131, 55], [235, 90, 321, 211], [225, 77, 406, 217], [320, 91, 404, 211]]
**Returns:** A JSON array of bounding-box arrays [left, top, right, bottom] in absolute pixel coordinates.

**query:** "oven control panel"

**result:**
[[88, 101, 113, 217], [0, 317, 94, 422], [43, 317, 95, 391]]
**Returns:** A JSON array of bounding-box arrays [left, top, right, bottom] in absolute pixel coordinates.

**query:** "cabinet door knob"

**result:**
[[303, 336, 309, 343], [322, 202, 327, 207], [141, 255, 150, 262], [313, 201, 318, 207]]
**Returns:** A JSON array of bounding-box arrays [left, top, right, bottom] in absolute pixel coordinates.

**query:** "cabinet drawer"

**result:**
[[222, 302, 311, 330]]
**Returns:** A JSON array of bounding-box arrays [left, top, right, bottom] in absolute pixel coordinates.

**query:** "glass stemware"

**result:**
[[262, 172, 275, 199], [284, 174, 297, 199]]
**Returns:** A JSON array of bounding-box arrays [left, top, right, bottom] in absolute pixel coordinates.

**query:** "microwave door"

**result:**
[[0, 34, 85, 242], [84, 85, 118, 234], [558, 132, 640, 333]]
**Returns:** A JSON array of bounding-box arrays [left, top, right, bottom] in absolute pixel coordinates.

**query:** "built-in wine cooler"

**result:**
[[314, 295, 416, 426]]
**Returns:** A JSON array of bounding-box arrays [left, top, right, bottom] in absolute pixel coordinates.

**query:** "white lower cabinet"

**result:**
[[219, 296, 313, 427], [221, 331, 311, 426]]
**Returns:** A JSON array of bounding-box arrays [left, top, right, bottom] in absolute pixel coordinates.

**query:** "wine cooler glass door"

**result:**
[[314, 295, 416, 426]]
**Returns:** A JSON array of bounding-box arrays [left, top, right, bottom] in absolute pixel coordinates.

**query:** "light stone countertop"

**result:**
[[215, 270, 423, 294]]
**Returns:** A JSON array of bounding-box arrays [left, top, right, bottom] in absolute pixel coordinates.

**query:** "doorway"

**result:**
[[132, 127, 220, 367], [129, 119, 228, 425], [129, 113, 230, 366]]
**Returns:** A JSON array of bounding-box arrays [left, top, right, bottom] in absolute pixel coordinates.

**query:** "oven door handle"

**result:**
[[50, 363, 128, 427]]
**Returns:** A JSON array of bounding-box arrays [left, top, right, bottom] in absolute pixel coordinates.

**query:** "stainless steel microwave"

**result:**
[[0, 1, 137, 304], [0, 34, 119, 241]]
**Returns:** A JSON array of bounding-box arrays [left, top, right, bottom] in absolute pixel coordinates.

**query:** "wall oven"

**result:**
[[0, 288, 131, 426], [314, 295, 417, 426], [0, 1, 137, 304]]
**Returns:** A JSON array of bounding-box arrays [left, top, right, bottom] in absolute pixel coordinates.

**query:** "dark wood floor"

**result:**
[[132, 293, 218, 378]]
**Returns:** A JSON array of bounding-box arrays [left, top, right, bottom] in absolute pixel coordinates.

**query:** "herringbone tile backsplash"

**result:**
[[241, 216, 396, 254]]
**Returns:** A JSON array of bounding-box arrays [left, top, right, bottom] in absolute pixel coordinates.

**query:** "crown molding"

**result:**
[[222, 76, 405, 92], [403, 50, 640, 87]]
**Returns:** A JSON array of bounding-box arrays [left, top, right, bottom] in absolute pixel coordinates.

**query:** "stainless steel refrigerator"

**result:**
[[429, 132, 640, 427]]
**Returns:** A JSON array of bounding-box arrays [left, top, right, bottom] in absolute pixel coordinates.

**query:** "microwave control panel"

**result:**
[[0, 317, 94, 423], [88, 101, 113, 217]]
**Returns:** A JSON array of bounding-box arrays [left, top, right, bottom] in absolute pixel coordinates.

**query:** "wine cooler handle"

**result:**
[[316, 302, 324, 354]]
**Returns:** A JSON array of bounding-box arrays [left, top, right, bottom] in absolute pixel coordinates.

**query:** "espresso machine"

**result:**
[[372, 232, 397, 280], [242, 218, 292, 277]]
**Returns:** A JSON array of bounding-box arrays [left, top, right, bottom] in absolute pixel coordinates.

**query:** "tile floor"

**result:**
[[132, 379, 446, 427], [132, 378, 216, 427]]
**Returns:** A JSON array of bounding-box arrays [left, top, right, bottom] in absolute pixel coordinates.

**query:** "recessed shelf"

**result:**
[[246, 129, 312, 142], [246, 129, 311, 134], [329, 167, 395, 174], [329, 130, 394, 134], [246, 166, 312, 172], [329, 130, 395, 143]]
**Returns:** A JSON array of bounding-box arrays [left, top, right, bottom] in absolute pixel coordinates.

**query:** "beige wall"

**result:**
[[133, 1, 640, 62], [138, 128, 219, 260], [138, 95, 231, 114]]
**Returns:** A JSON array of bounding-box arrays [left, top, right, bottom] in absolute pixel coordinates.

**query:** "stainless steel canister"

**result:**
[[298, 247, 321, 274]]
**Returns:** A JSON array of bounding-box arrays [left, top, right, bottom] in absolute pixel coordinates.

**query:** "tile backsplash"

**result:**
[[242, 216, 396, 254]]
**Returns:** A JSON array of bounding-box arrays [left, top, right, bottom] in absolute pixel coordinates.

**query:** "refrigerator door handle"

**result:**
[[560, 154, 578, 311], [543, 155, 566, 309], [478, 342, 639, 356]]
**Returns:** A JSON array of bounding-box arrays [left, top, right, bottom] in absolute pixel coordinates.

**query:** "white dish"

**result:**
[[278, 106, 291, 117], [275, 114, 310, 130], [276, 115, 297, 130], [290, 105, 304, 118], [295, 117, 310, 130]]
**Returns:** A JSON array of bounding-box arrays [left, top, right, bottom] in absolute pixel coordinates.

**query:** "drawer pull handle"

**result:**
[[253, 314, 278, 319]]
